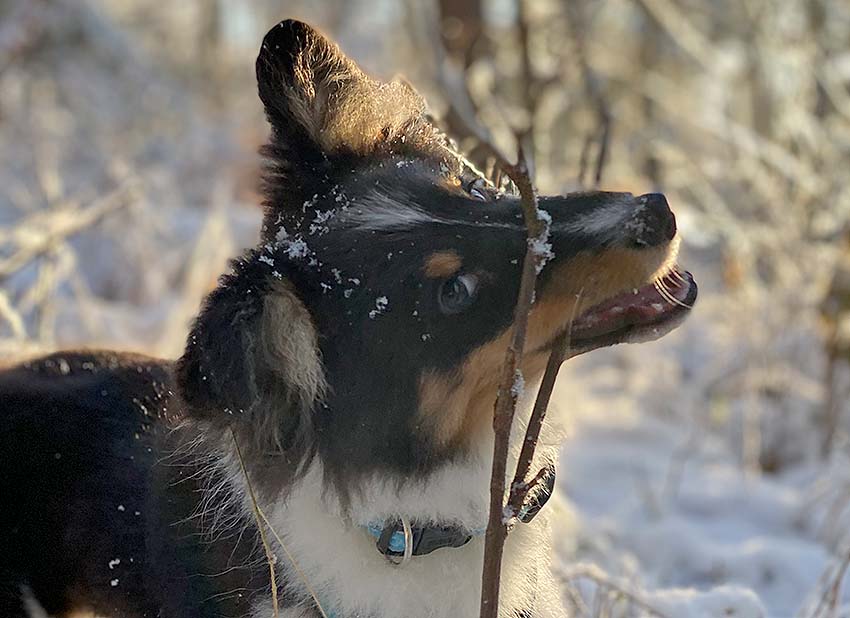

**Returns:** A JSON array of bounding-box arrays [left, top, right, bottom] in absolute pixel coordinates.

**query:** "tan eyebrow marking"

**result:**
[[424, 251, 462, 278]]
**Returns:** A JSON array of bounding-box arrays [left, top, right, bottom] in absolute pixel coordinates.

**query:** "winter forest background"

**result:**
[[2, 0, 850, 615]]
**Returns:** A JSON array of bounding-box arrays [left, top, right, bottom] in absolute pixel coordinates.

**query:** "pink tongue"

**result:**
[[571, 273, 688, 337]]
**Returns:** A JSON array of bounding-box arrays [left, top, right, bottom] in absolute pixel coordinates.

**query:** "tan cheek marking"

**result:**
[[419, 333, 553, 449], [418, 241, 681, 447], [542, 244, 677, 304], [424, 251, 462, 278], [418, 345, 502, 448], [419, 370, 465, 446]]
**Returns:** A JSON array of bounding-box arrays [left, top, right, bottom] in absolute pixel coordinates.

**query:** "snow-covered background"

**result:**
[[2, 1, 850, 616]]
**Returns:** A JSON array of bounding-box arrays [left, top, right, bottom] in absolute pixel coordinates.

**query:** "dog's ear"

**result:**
[[256, 19, 429, 157], [176, 255, 325, 452]]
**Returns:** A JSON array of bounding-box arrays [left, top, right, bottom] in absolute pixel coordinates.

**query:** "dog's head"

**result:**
[[176, 20, 696, 489]]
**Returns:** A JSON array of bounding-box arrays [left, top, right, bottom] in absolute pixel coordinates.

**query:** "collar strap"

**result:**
[[367, 465, 556, 559], [368, 521, 478, 558]]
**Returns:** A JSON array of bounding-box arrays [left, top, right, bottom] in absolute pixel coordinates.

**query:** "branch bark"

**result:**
[[422, 3, 611, 615], [479, 147, 546, 618]]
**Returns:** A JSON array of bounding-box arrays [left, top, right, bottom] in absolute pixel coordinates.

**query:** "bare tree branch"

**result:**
[[479, 142, 547, 618], [0, 179, 138, 284], [419, 3, 613, 615], [565, 0, 611, 188]]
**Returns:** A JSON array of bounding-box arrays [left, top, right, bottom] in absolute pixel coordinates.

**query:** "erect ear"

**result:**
[[256, 19, 429, 156], [176, 254, 325, 452]]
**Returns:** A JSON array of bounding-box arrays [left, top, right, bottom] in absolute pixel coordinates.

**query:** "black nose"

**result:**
[[628, 193, 677, 247]]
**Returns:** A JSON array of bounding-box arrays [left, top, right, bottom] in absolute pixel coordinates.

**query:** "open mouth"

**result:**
[[563, 269, 698, 353]]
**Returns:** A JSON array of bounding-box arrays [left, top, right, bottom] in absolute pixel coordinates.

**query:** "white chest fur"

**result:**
[[244, 397, 567, 618]]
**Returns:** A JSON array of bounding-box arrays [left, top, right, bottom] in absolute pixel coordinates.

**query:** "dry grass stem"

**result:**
[[230, 429, 330, 618], [230, 429, 280, 618]]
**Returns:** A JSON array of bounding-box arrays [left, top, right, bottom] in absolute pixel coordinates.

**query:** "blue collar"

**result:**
[[366, 520, 485, 558], [365, 465, 555, 559]]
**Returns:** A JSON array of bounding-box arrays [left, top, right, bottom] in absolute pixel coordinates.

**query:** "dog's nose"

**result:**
[[628, 193, 677, 247]]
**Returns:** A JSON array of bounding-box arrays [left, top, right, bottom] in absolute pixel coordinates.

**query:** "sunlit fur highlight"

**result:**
[[261, 282, 327, 422]]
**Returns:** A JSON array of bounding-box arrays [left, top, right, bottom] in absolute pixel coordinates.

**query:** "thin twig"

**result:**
[[0, 179, 137, 283], [479, 143, 547, 618], [825, 553, 850, 618], [230, 429, 330, 618], [0, 289, 26, 339], [474, 5, 608, 617], [804, 547, 850, 618], [255, 510, 330, 618], [515, 0, 536, 176], [230, 428, 280, 618], [507, 290, 583, 517], [424, 5, 606, 616]]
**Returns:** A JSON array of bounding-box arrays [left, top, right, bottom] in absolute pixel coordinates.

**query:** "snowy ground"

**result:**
[[550, 313, 850, 617]]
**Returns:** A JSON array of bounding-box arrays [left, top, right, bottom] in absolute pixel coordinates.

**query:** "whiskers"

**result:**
[[668, 269, 687, 285], [654, 271, 694, 309]]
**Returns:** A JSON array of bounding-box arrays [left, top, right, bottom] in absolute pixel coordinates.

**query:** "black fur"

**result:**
[[179, 255, 314, 452], [0, 352, 266, 617]]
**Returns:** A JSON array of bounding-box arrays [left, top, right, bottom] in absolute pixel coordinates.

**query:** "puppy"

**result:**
[[0, 19, 696, 618]]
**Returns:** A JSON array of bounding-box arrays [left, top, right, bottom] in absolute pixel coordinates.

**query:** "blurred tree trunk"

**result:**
[[806, 0, 830, 119], [820, 232, 850, 457], [435, 0, 493, 174], [197, 0, 223, 108], [638, 7, 662, 188], [438, 0, 484, 70]]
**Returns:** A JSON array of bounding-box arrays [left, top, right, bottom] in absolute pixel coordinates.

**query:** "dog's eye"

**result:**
[[467, 178, 489, 201], [438, 273, 479, 315]]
